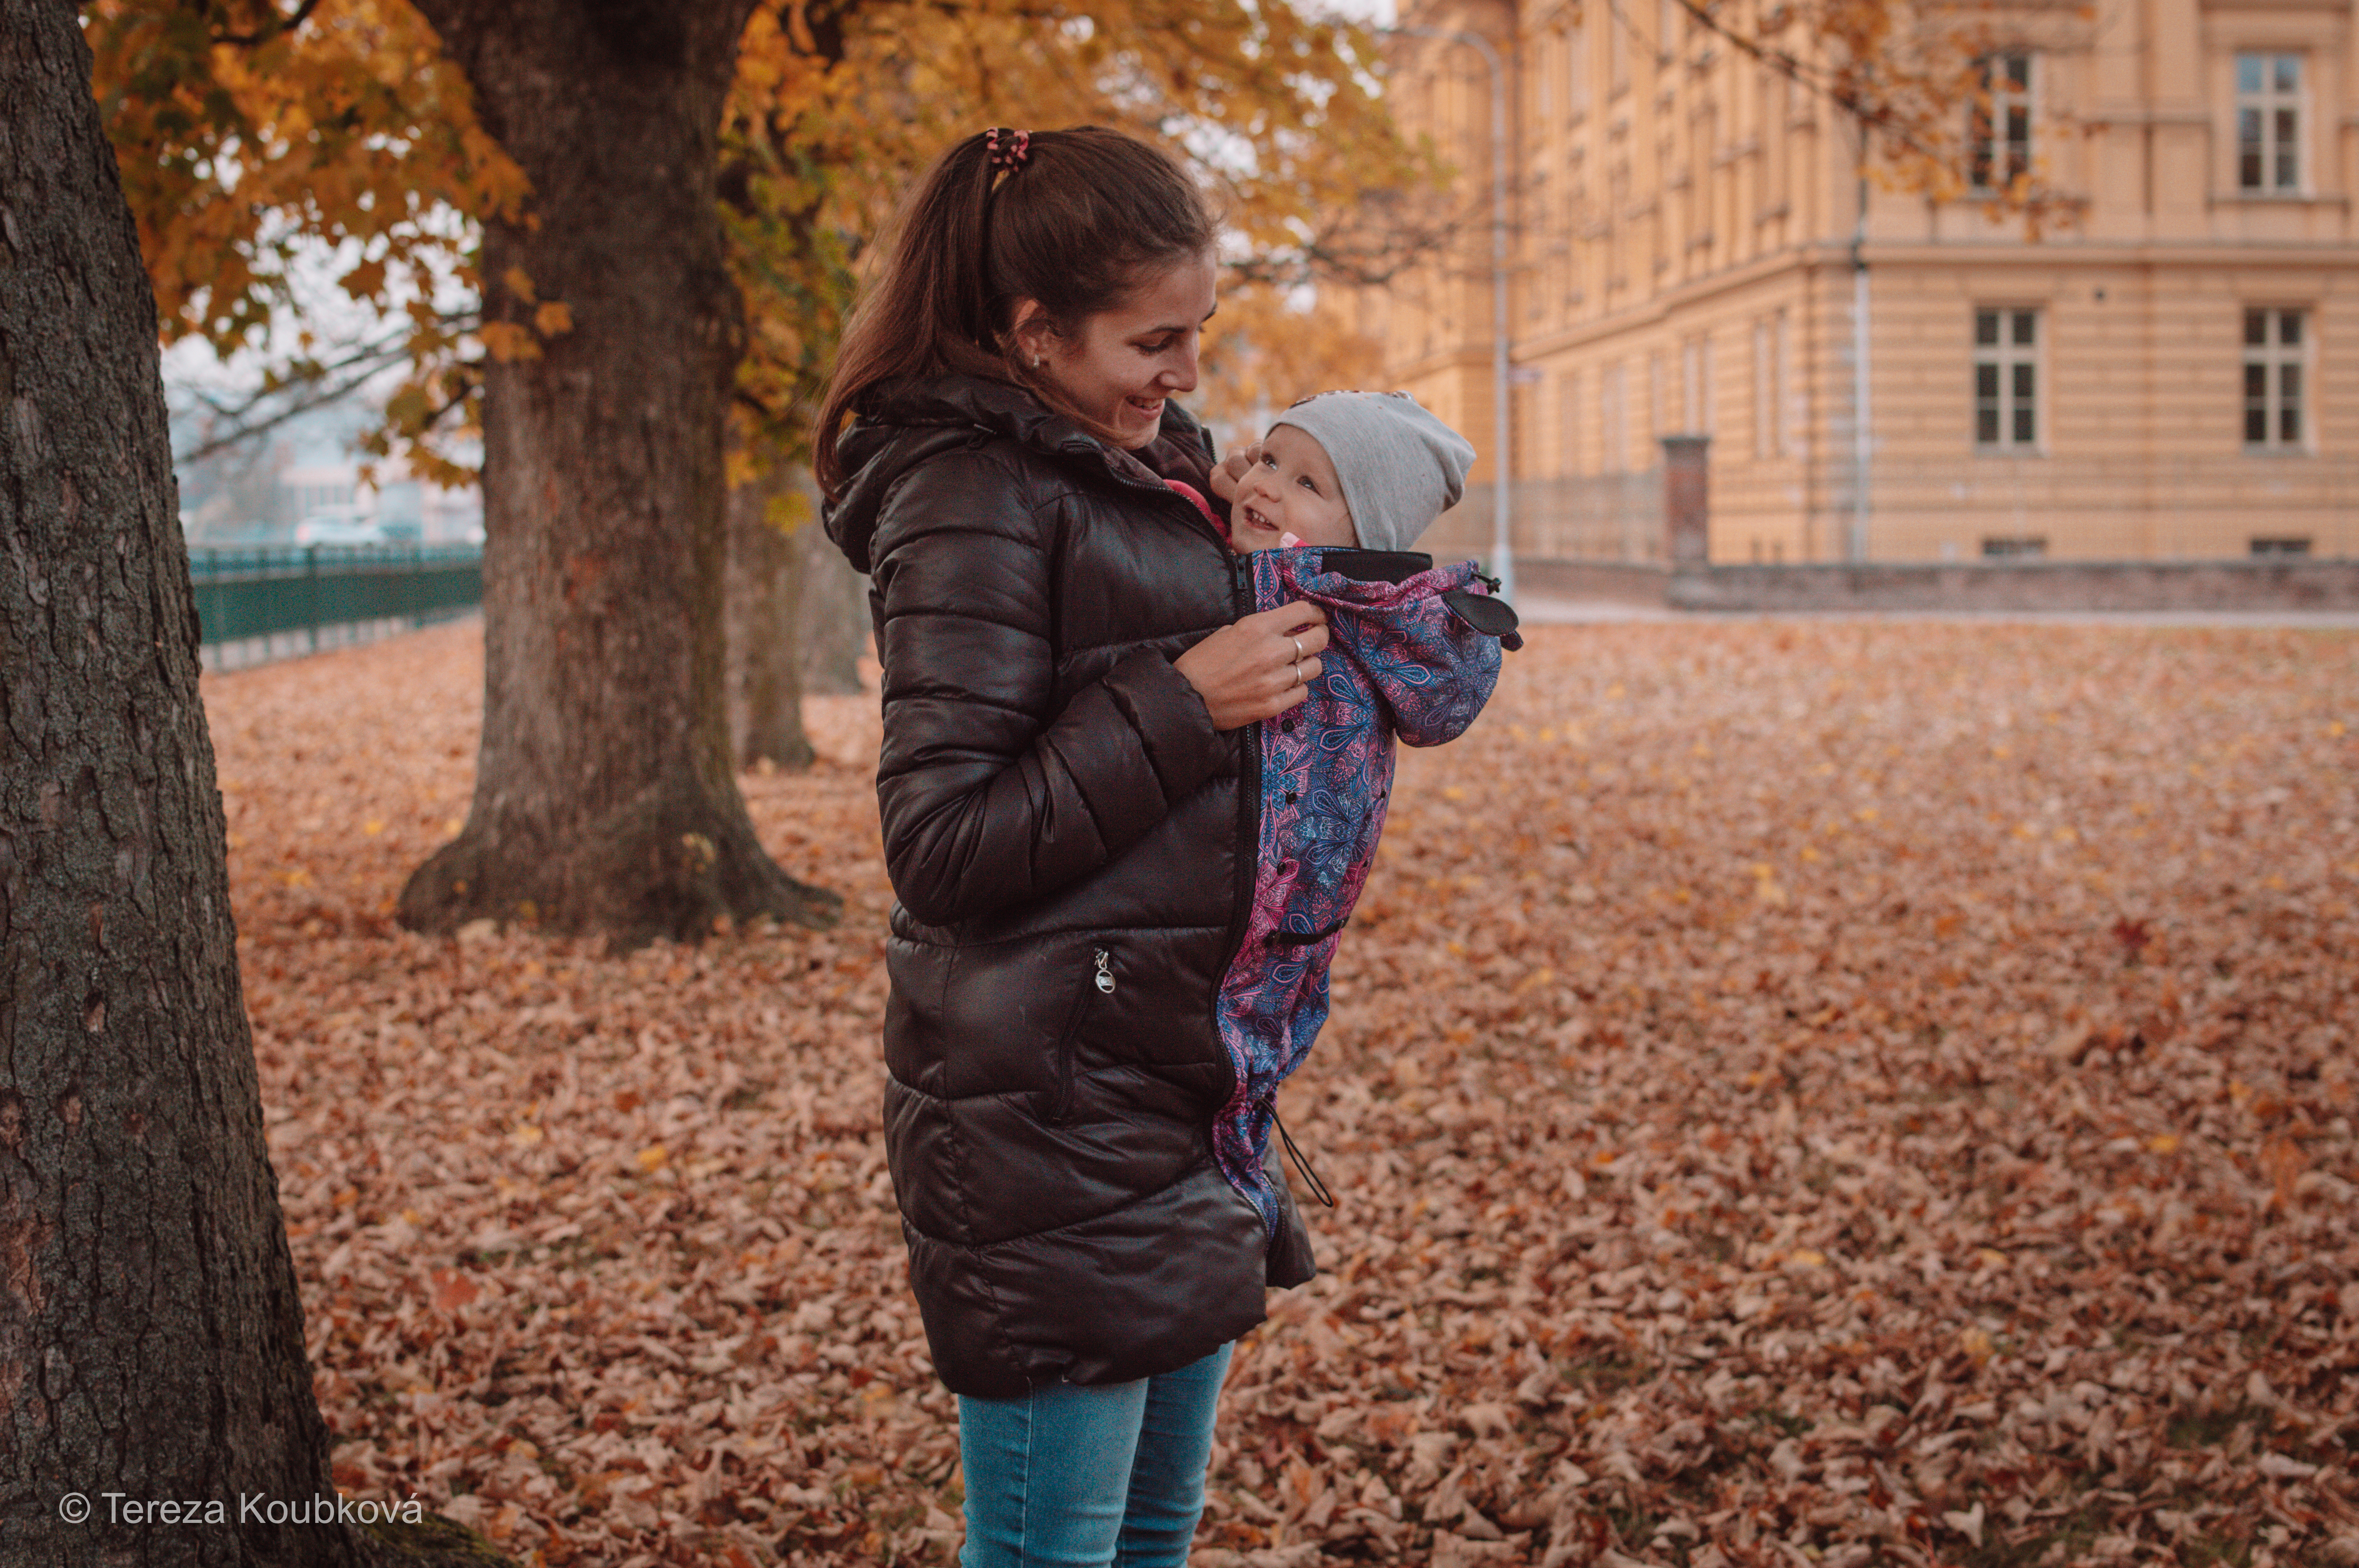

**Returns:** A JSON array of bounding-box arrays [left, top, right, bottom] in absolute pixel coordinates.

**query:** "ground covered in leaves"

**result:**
[[204, 617, 2359, 1568]]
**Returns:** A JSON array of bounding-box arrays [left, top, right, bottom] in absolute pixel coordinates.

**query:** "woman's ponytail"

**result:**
[[815, 127, 1217, 496]]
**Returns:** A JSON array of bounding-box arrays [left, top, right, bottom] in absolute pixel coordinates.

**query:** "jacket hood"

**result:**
[[824, 374, 1217, 573]]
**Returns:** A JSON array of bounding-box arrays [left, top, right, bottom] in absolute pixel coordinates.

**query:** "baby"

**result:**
[[1211, 389, 1475, 555], [1198, 392, 1522, 1235]]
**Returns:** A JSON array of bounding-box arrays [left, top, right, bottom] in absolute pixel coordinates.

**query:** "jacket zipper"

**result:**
[[1048, 947, 1115, 1125]]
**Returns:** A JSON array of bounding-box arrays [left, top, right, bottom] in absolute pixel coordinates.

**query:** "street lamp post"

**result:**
[[1382, 24, 1512, 602]]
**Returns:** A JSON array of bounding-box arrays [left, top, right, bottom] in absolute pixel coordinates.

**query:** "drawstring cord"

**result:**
[[1272, 1107, 1335, 1209]]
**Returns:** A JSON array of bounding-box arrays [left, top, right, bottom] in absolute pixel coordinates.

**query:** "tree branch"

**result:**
[[172, 318, 472, 465], [210, 0, 327, 48]]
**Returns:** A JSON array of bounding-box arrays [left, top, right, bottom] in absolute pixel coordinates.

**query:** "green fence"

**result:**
[[188, 544, 484, 654]]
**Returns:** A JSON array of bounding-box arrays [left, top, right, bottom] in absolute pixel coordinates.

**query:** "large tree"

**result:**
[[0, 4, 493, 1563], [378, 0, 841, 944]]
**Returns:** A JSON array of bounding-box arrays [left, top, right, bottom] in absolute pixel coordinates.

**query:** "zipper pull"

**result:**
[[1093, 948, 1116, 994]]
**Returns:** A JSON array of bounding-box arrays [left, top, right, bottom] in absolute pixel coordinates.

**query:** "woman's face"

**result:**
[[1024, 251, 1218, 449]]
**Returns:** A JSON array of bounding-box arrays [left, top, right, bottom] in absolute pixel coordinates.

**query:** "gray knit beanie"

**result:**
[[1271, 391, 1476, 554]]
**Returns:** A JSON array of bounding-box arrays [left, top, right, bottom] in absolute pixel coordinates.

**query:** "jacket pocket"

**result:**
[[1045, 946, 1116, 1125]]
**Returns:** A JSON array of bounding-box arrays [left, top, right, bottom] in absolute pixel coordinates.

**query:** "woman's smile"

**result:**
[[1026, 253, 1217, 448]]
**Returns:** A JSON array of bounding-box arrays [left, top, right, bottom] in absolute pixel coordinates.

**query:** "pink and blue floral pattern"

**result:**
[[1212, 550, 1521, 1230]]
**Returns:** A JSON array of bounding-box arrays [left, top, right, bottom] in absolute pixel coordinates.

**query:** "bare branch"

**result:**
[[209, 0, 327, 48], [171, 315, 474, 466]]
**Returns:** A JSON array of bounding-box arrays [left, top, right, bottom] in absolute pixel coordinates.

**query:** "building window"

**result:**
[[1752, 319, 1773, 458], [1969, 53, 2033, 191], [1973, 308, 2039, 451], [1774, 309, 1795, 454], [2244, 309, 2305, 449], [1680, 335, 1714, 434], [1753, 310, 1793, 458], [1561, 370, 1583, 475], [1982, 535, 2047, 558], [2237, 54, 2301, 192], [2250, 536, 2312, 556], [1602, 364, 1629, 474], [1647, 350, 1666, 450]]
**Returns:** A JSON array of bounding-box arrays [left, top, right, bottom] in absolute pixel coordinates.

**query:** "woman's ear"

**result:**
[[1008, 299, 1054, 367]]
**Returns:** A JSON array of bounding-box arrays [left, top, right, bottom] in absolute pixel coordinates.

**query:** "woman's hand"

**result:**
[[1173, 601, 1330, 731], [1209, 444, 1262, 504]]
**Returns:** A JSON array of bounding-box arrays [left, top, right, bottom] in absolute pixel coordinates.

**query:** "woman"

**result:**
[[816, 126, 1329, 1567]]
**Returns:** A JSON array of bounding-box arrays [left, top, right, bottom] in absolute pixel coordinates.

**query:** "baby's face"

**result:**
[[1228, 423, 1357, 554]]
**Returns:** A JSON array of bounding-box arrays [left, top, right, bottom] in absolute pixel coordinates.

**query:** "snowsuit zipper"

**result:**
[[1212, 552, 1263, 1065]]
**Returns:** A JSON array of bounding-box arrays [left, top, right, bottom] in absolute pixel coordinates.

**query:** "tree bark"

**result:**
[[394, 0, 838, 946], [0, 7, 500, 1564], [725, 468, 816, 771]]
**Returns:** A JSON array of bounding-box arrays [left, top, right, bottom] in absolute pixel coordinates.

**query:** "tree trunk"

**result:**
[[726, 467, 816, 770], [0, 8, 499, 1564], [798, 521, 871, 697], [394, 0, 837, 946]]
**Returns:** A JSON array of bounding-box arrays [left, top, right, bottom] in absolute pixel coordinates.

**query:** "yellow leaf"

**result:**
[[636, 1143, 669, 1172], [362, 818, 385, 836], [478, 321, 541, 363], [511, 1123, 545, 1149], [502, 265, 537, 304], [2147, 1133, 2181, 1154], [1787, 1248, 1827, 1269], [533, 299, 573, 338], [1958, 1326, 1995, 1364]]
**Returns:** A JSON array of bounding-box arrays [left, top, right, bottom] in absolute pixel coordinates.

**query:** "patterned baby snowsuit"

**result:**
[[1212, 546, 1523, 1230]]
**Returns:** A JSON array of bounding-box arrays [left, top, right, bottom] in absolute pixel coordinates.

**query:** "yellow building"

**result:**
[[1374, 0, 2359, 564]]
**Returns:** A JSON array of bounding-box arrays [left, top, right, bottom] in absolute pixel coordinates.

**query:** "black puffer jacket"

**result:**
[[825, 374, 1316, 1399]]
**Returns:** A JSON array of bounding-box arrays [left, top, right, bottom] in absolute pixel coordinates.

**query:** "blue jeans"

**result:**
[[957, 1343, 1233, 1568]]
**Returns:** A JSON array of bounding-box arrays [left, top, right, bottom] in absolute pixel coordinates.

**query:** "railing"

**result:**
[[187, 544, 484, 666], [1430, 472, 1669, 566]]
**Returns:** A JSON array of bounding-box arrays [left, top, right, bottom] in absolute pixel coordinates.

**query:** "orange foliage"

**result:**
[[88, 0, 1435, 480]]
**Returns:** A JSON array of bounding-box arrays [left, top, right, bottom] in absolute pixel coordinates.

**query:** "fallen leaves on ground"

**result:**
[[203, 617, 2359, 1568]]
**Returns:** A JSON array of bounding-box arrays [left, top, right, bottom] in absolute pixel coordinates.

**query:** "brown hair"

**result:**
[[814, 126, 1218, 496]]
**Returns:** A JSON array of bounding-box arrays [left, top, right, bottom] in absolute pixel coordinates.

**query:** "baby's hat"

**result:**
[[1271, 391, 1476, 554]]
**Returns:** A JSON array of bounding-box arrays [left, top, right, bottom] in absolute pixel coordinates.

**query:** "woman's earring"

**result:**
[[1032, 354, 1043, 369]]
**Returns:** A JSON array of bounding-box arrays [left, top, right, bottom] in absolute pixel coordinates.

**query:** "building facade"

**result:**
[[1372, 0, 2359, 564]]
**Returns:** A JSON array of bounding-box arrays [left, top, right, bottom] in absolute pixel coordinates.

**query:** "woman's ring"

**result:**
[[1291, 635, 1304, 662]]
